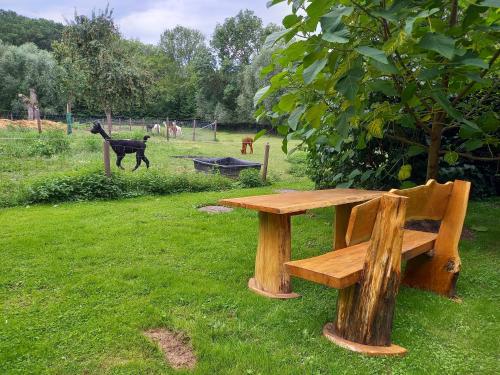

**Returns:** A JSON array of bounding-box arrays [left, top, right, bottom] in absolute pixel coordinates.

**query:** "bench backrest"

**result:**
[[345, 179, 470, 247]]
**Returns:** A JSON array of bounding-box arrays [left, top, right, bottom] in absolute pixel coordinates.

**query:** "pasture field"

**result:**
[[0, 121, 498, 374], [0, 122, 311, 206]]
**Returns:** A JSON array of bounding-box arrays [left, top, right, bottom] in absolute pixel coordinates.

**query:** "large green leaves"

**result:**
[[336, 65, 364, 100], [419, 33, 456, 59], [355, 46, 388, 64], [303, 57, 328, 84]]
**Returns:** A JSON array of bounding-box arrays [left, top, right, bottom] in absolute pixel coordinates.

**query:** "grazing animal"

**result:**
[[90, 121, 150, 171], [145, 123, 154, 132], [152, 123, 161, 134], [241, 137, 254, 154], [167, 122, 182, 137]]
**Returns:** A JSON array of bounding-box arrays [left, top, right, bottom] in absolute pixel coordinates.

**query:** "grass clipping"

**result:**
[[144, 328, 196, 370]]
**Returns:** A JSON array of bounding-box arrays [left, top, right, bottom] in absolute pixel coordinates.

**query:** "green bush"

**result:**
[[26, 130, 70, 157], [82, 136, 102, 152], [286, 151, 308, 177], [238, 168, 267, 188], [21, 169, 234, 205]]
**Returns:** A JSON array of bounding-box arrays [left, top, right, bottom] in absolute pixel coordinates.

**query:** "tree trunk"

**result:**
[[426, 118, 443, 181], [332, 194, 407, 347]]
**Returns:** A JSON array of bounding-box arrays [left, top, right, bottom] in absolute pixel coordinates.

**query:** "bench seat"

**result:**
[[285, 230, 437, 289]]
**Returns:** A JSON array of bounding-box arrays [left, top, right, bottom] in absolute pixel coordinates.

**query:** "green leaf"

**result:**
[[372, 9, 398, 23], [304, 102, 328, 128], [263, 29, 288, 49], [355, 46, 389, 64], [253, 129, 267, 141], [444, 151, 459, 165], [407, 145, 426, 157], [401, 83, 417, 103], [322, 28, 349, 43], [336, 66, 364, 100], [368, 79, 397, 96], [288, 106, 305, 130], [320, 6, 353, 31], [303, 58, 328, 84], [398, 164, 412, 180], [370, 59, 399, 74], [419, 32, 456, 59], [253, 85, 271, 107], [401, 181, 417, 189], [405, 8, 439, 34], [367, 118, 384, 138], [454, 51, 488, 69], [278, 93, 297, 112], [306, 0, 333, 18], [283, 14, 301, 28], [463, 139, 483, 152], [267, 0, 286, 8]]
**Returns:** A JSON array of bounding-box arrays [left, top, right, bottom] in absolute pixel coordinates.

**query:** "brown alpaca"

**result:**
[[241, 137, 254, 154]]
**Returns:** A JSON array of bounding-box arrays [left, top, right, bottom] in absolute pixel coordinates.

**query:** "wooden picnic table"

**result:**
[[219, 189, 383, 299]]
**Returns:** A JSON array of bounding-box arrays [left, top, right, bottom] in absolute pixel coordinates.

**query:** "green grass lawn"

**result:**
[[1, 186, 499, 374]]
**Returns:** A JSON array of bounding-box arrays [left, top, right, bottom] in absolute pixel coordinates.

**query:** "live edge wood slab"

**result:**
[[219, 189, 382, 298]]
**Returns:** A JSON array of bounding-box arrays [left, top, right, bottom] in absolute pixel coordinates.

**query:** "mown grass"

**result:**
[[1, 184, 498, 374]]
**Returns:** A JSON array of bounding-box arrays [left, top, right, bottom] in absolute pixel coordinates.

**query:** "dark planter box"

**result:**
[[193, 157, 261, 178]]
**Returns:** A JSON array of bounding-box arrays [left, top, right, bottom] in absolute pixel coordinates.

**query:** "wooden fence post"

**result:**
[[35, 107, 42, 134], [143, 118, 146, 131], [192, 119, 196, 141], [103, 140, 111, 177], [129, 118, 132, 131], [166, 117, 170, 141], [214, 120, 217, 141], [262, 142, 270, 181]]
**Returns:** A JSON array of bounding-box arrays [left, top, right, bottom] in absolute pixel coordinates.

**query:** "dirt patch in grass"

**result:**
[[144, 328, 196, 370], [198, 205, 233, 213], [0, 119, 65, 130], [405, 219, 474, 240], [274, 189, 298, 193]]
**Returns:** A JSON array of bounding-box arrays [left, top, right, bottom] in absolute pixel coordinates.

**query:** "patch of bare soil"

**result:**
[[0, 119, 65, 130], [198, 205, 233, 213], [405, 219, 474, 240], [144, 328, 196, 370], [275, 189, 298, 193]]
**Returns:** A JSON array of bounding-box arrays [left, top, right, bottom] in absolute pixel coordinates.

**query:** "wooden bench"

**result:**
[[285, 179, 471, 356]]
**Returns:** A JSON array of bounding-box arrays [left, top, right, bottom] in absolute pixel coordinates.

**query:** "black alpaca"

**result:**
[[90, 121, 150, 171]]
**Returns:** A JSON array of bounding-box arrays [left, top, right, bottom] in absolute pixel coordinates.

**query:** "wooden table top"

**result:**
[[219, 189, 383, 214]]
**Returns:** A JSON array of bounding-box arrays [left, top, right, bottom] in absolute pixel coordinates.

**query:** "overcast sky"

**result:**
[[1, 0, 290, 44]]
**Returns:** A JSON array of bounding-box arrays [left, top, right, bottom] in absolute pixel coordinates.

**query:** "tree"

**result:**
[[258, 0, 499, 181], [211, 9, 268, 67], [159, 26, 205, 67], [58, 7, 150, 130], [0, 10, 64, 51], [0, 41, 62, 115]]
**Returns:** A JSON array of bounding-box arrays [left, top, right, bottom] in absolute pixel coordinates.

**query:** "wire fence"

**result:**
[[0, 111, 219, 142]]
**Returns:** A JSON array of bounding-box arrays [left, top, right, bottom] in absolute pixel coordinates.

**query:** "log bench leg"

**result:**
[[324, 195, 408, 356], [248, 212, 300, 299]]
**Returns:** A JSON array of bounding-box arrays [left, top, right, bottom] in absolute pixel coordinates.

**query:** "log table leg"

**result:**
[[248, 212, 300, 299], [334, 203, 356, 250], [324, 194, 408, 356]]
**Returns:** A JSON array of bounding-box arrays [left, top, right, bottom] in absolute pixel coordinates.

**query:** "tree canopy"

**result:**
[[0, 10, 63, 50], [257, 0, 500, 181]]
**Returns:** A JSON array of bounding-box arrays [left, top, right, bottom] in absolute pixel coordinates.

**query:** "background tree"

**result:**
[[58, 7, 150, 130], [0, 10, 63, 51], [258, 0, 499, 183], [159, 26, 205, 67], [0, 41, 62, 115]]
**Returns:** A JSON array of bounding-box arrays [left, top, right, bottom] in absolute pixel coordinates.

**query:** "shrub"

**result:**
[[26, 130, 70, 157], [238, 168, 267, 188], [286, 151, 308, 177], [82, 136, 102, 152], [21, 169, 234, 205]]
